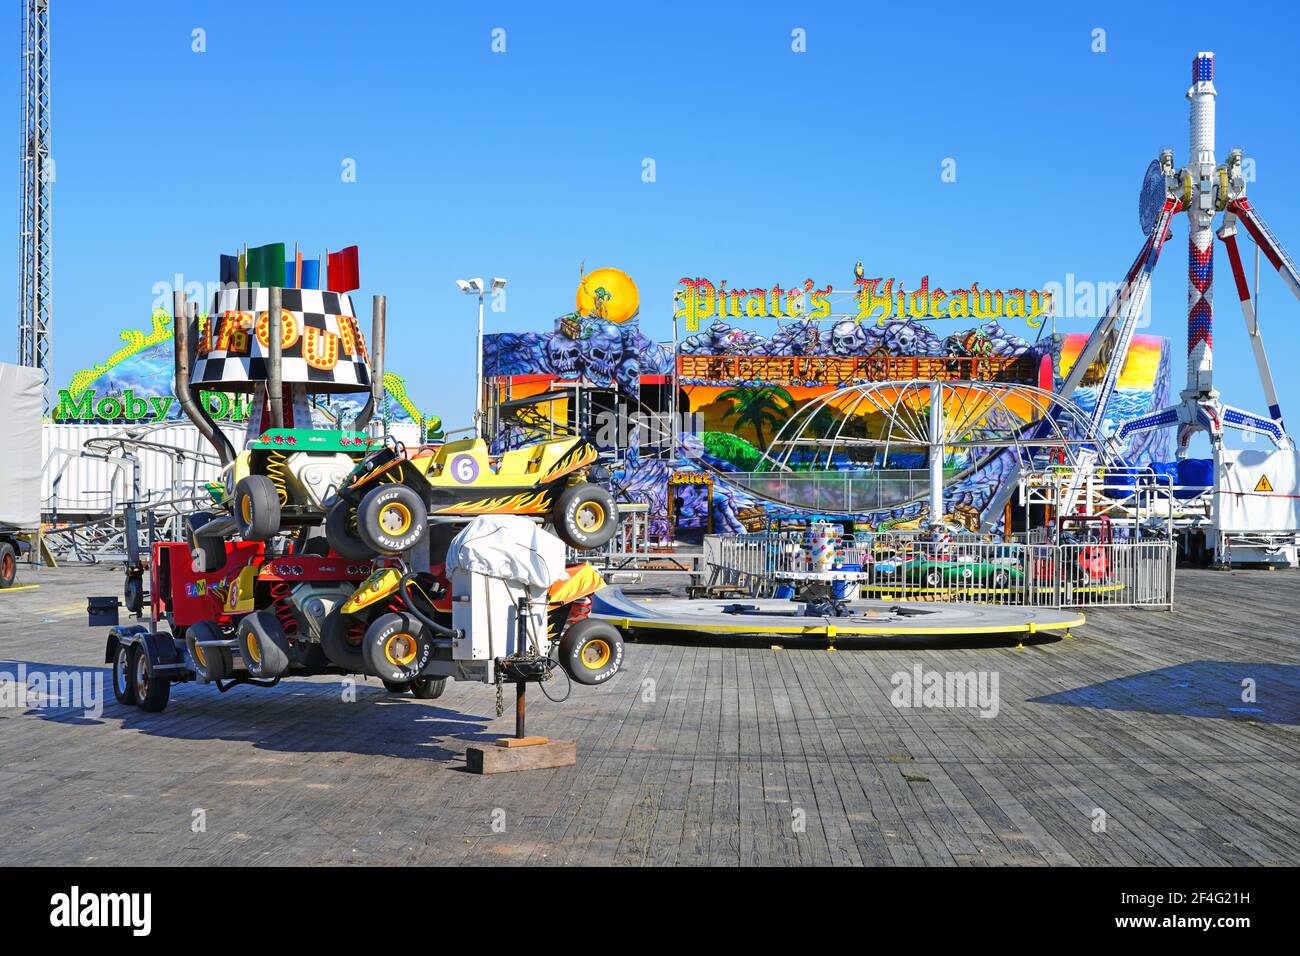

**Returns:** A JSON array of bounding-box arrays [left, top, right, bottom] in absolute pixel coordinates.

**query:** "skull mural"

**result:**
[[617, 354, 639, 394], [883, 320, 918, 356], [830, 320, 868, 356], [545, 333, 581, 377], [766, 319, 819, 356], [580, 322, 623, 384]]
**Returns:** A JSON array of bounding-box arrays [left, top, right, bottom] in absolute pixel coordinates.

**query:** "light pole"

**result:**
[[456, 276, 506, 438]]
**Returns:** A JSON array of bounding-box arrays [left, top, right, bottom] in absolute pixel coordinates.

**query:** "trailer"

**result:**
[[92, 257, 623, 720], [0, 362, 43, 587]]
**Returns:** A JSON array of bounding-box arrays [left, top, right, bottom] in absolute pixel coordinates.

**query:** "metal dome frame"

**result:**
[[762, 379, 1112, 523]]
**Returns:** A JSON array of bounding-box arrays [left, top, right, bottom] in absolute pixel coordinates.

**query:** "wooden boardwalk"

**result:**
[[1, 564, 1297, 866]]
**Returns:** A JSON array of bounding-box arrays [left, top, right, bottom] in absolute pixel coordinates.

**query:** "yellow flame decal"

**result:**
[[540, 442, 597, 484], [436, 489, 552, 516]]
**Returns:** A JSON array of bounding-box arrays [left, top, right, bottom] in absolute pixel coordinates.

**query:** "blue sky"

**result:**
[[10, 0, 1300, 451]]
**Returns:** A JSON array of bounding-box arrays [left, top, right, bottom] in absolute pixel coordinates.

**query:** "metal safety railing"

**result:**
[[704, 530, 1175, 610]]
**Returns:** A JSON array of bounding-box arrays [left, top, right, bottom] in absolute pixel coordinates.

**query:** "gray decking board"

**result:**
[[1, 564, 1298, 866]]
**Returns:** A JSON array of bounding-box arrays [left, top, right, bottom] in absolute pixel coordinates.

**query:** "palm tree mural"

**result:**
[[718, 385, 796, 457]]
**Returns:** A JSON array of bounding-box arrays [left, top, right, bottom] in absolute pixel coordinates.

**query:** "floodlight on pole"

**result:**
[[457, 275, 501, 438]]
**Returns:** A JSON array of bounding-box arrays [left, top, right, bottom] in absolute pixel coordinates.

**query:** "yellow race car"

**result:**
[[324, 435, 619, 558]]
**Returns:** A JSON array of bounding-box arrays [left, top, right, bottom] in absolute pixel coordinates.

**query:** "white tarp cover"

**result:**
[[0, 363, 43, 528], [446, 515, 567, 591], [1218, 449, 1300, 532]]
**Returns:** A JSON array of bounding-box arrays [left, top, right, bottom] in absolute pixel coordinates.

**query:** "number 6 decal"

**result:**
[[451, 454, 479, 484]]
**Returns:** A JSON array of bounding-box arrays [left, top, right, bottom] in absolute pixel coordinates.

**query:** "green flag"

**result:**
[[245, 242, 286, 288]]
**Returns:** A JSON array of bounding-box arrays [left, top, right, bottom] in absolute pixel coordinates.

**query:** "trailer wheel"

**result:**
[[325, 502, 376, 561], [186, 619, 233, 683], [124, 573, 144, 615], [238, 610, 292, 678], [234, 475, 282, 542], [362, 612, 432, 683], [410, 676, 448, 700], [0, 542, 16, 588], [381, 680, 412, 694], [112, 641, 137, 705], [357, 485, 428, 555], [553, 483, 618, 551], [131, 644, 171, 712], [320, 611, 367, 672], [559, 619, 624, 686]]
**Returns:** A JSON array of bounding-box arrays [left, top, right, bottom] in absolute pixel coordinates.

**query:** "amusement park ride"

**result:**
[[983, 52, 1300, 564]]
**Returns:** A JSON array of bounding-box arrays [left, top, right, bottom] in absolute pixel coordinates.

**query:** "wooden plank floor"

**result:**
[[1, 563, 1297, 866]]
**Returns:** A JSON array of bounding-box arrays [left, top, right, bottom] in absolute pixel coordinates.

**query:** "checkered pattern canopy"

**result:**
[[192, 287, 372, 394]]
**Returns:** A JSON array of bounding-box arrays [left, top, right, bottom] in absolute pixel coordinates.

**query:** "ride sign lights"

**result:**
[[675, 270, 1054, 332]]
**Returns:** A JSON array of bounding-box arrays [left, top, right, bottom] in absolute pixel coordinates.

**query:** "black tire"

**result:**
[[188, 511, 227, 572], [237, 610, 292, 678], [382, 679, 412, 694], [124, 573, 144, 614], [558, 618, 624, 685], [112, 641, 136, 705], [234, 475, 282, 542], [0, 542, 16, 588], [357, 485, 427, 555], [552, 483, 618, 551], [186, 619, 233, 683], [410, 676, 448, 700], [131, 643, 171, 712], [325, 502, 377, 561], [362, 612, 432, 683], [320, 610, 367, 672]]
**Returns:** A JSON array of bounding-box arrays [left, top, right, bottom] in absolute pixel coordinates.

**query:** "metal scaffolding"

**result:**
[[18, 0, 51, 413]]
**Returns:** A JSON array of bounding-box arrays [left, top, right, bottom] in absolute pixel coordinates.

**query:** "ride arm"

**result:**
[[1223, 197, 1300, 430]]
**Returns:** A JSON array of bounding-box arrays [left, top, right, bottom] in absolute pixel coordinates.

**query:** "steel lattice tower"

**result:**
[[18, 0, 50, 413]]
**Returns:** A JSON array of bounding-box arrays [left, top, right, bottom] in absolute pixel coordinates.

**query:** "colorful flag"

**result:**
[[246, 242, 286, 288], [327, 245, 360, 293], [300, 259, 320, 290], [219, 254, 239, 285]]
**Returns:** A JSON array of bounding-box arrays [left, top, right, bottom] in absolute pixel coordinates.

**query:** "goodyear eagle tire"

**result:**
[[238, 610, 292, 678], [357, 485, 427, 556], [553, 483, 618, 551], [320, 610, 367, 672], [362, 612, 432, 684], [234, 475, 282, 542], [558, 619, 623, 686], [325, 502, 376, 561], [410, 676, 448, 700], [186, 619, 233, 683], [381, 680, 412, 694]]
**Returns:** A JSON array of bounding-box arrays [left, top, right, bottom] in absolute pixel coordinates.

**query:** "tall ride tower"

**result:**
[[18, 0, 51, 414]]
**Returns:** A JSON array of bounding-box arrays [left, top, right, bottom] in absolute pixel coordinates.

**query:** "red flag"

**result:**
[[327, 245, 360, 293]]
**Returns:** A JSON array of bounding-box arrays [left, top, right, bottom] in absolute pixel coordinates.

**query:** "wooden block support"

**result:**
[[466, 739, 576, 774]]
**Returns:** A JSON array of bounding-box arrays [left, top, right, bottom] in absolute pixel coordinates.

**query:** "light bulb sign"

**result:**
[[674, 274, 1054, 332], [54, 388, 251, 424]]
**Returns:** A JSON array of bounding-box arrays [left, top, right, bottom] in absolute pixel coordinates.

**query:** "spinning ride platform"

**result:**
[[590, 587, 1085, 640]]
